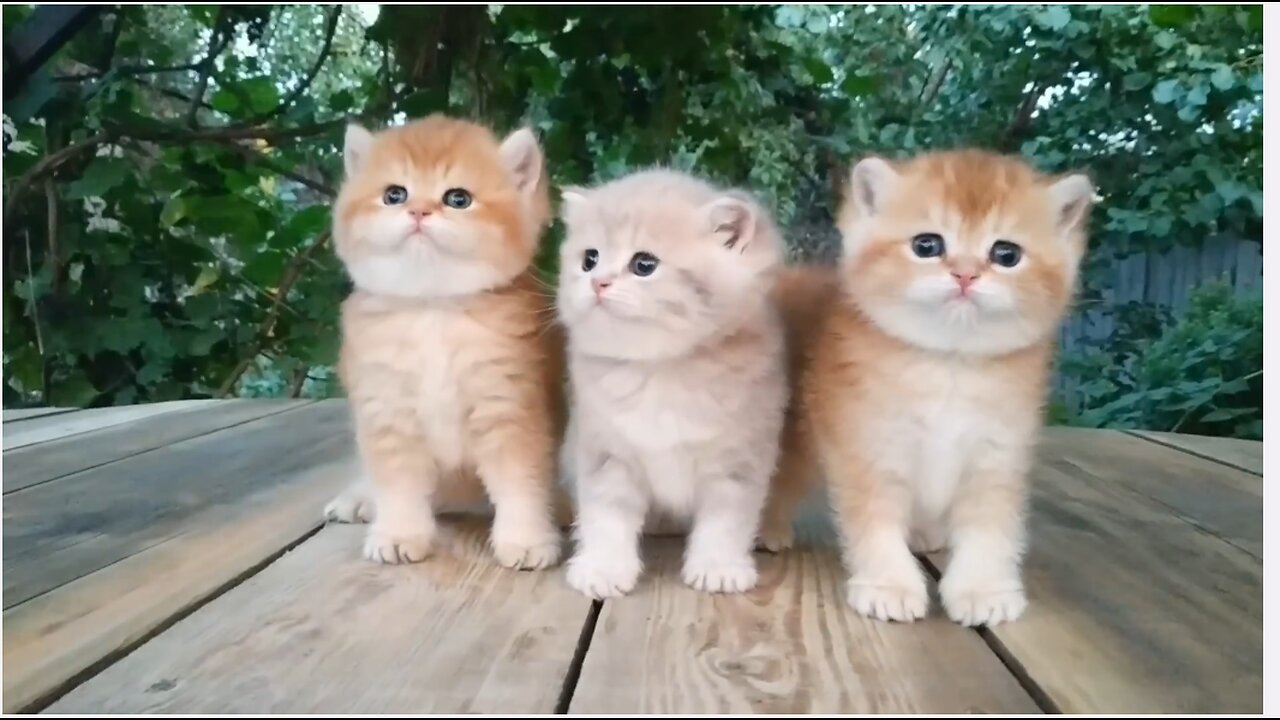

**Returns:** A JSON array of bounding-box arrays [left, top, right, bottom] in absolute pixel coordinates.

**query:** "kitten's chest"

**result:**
[[874, 361, 995, 504], [584, 361, 727, 448]]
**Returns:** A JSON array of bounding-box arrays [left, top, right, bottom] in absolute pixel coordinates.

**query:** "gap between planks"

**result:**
[[17, 524, 327, 714], [1121, 429, 1262, 477]]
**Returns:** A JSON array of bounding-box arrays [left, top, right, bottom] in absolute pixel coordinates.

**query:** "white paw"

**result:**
[[491, 515, 563, 570], [362, 526, 435, 564], [755, 523, 795, 553], [324, 488, 375, 524], [940, 576, 1026, 627], [846, 572, 929, 622], [565, 553, 642, 599], [682, 555, 759, 593], [492, 536, 563, 570]]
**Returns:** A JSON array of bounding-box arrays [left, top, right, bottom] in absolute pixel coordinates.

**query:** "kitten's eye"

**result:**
[[443, 188, 472, 209], [910, 233, 945, 258], [629, 252, 659, 277], [383, 185, 408, 205], [582, 249, 599, 272], [990, 240, 1023, 268]]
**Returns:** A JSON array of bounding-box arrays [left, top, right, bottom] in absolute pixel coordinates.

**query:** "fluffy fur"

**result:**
[[557, 169, 789, 598], [323, 114, 565, 570], [801, 150, 1092, 625]]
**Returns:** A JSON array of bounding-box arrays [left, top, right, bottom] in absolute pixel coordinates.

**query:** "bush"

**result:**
[[1058, 280, 1262, 439]]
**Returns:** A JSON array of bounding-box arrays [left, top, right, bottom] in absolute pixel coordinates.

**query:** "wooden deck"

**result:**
[[1, 400, 1262, 713]]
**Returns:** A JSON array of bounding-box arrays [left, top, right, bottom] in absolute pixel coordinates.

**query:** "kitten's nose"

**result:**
[[951, 271, 979, 293], [591, 277, 613, 296], [407, 207, 432, 220]]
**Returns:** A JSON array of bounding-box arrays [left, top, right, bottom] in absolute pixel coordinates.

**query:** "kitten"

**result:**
[[805, 150, 1092, 626], [324, 114, 564, 570], [755, 264, 842, 552], [557, 169, 789, 598]]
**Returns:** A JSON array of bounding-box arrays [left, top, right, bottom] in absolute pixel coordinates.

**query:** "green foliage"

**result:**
[[1, 4, 1262, 441], [1059, 280, 1262, 439]]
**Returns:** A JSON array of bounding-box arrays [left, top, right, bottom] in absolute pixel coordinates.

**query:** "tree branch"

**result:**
[[3, 132, 112, 229], [210, 139, 335, 196], [252, 6, 341, 124], [999, 83, 1040, 152], [217, 232, 331, 397], [186, 10, 234, 128]]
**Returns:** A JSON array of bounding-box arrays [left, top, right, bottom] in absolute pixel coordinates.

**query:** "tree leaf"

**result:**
[[65, 159, 130, 199], [1152, 78, 1181, 104], [1035, 7, 1071, 30], [1209, 64, 1235, 91], [1149, 5, 1197, 28]]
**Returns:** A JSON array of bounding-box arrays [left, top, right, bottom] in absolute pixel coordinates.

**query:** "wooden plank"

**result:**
[[2, 400, 219, 451], [1128, 430, 1262, 476], [1038, 427, 1260, 557], [2, 399, 310, 493], [2, 407, 76, 423], [929, 430, 1262, 714], [46, 522, 593, 714], [570, 514, 1037, 714], [3, 400, 350, 609], [1, 401, 355, 713]]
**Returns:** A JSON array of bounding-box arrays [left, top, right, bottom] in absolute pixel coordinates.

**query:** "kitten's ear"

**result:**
[[1049, 173, 1095, 232], [845, 156, 898, 219], [559, 185, 588, 223], [499, 127, 545, 196], [560, 186, 587, 207], [703, 195, 758, 252], [344, 124, 374, 177]]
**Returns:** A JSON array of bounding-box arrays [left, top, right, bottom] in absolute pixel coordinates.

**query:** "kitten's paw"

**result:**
[[491, 515, 563, 570], [492, 536, 563, 570], [682, 555, 759, 593], [908, 526, 947, 554], [324, 489, 374, 524], [940, 575, 1026, 627], [846, 572, 929, 622], [565, 554, 642, 599], [755, 523, 795, 553], [362, 527, 435, 564]]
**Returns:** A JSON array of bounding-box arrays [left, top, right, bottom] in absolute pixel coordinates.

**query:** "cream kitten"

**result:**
[[324, 114, 564, 570], [557, 169, 788, 598], [801, 150, 1092, 625]]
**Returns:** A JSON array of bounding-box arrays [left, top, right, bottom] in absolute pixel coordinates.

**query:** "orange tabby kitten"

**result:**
[[326, 115, 564, 569], [804, 150, 1092, 625]]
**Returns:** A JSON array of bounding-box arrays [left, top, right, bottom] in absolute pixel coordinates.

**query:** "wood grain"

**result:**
[[3, 460, 353, 713], [3, 400, 350, 609], [3, 399, 310, 493], [570, 516, 1037, 714], [1038, 427, 1260, 558], [2, 400, 218, 451], [47, 522, 592, 714], [1128, 429, 1262, 476], [924, 431, 1263, 714], [2, 407, 76, 423]]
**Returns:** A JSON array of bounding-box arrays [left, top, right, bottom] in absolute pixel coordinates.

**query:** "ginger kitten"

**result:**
[[324, 114, 564, 570], [557, 169, 789, 598], [806, 150, 1092, 625]]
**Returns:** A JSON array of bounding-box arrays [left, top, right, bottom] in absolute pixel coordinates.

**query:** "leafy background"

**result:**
[[1, 4, 1263, 438]]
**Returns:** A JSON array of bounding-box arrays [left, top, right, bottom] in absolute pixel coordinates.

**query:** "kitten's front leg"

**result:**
[[473, 435, 563, 571], [684, 470, 768, 593], [566, 453, 647, 599], [939, 467, 1029, 627], [827, 457, 928, 621], [353, 408, 438, 564]]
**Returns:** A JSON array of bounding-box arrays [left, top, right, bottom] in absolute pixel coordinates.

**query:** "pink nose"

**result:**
[[952, 272, 979, 293], [407, 208, 431, 220], [591, 278, 612, 296]]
